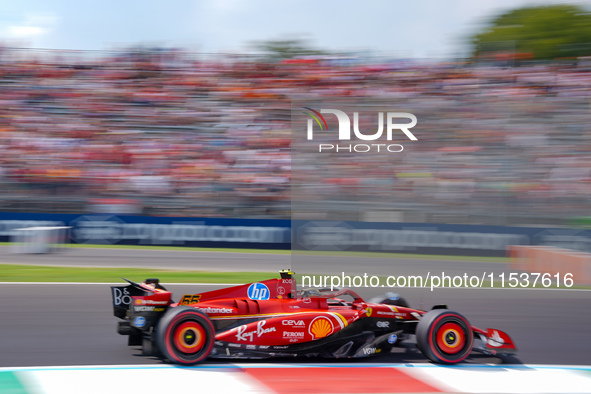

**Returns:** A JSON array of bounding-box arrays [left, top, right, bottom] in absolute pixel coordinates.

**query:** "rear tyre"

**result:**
[[416, 309, 473, 364], [155, 306, 215, 365]]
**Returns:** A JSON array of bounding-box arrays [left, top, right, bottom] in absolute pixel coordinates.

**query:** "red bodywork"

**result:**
[[115, 273, 517, 364], [162, 276, 516, 352]]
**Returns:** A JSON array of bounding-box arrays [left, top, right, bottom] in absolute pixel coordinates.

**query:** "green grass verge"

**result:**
[[0, 264, 273, 283], [1, 264, 587, 288]]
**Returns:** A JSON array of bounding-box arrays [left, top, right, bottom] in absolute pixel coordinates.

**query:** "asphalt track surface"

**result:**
[[0, 247, 589, 368], [1, 283, 590, 368]]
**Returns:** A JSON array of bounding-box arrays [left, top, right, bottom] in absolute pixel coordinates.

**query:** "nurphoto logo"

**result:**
[[303, 107, 417, 153]]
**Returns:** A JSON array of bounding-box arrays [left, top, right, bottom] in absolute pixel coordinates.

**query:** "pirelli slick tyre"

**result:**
[[156, 306, 215, 365], [416, 309, 473, 364]]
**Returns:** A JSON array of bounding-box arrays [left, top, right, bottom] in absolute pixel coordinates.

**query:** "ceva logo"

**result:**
[[303, 107, 417, 153], [282, 320, 305, 326]]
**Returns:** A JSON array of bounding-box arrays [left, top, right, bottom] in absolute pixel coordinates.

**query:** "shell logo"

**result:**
[[309, 316, 334, 340]]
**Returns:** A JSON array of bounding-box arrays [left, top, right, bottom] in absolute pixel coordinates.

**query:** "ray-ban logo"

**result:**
[[303, 107, 417, 153]]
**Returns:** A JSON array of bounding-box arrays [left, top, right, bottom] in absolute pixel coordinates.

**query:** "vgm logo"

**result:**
[[247, 283, 270, 300], [303, 107, 417, 153]]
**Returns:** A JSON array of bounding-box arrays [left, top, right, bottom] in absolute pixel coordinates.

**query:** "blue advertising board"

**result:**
[[2, 213, 590, 256], [291, 220, 591, 257], [0, 213, 291, 250]]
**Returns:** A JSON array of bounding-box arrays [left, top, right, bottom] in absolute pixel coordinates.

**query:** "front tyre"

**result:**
[[155, 306, 214, 365], [416, 309, 473, 364]]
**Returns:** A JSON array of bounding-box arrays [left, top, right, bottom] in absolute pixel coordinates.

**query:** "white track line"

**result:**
[[0, 282, 237, 285], [3, 363, 591, 371]]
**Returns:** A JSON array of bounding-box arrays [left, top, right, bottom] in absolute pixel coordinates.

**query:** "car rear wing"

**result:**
[[111, 278, 163, 319]]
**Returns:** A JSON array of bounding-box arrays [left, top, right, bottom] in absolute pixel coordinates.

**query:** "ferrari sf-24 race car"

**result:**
[[110, 270, 516, 365]]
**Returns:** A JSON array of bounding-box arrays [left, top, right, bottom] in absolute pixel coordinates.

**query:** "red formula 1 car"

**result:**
[[110, 270, 516, 365]]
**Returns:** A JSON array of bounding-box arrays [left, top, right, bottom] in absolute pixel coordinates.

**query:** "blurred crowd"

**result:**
[[0, 47, 590, 224]]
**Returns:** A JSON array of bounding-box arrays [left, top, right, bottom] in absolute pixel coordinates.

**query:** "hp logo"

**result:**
[[247, 283, 270, 300]]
